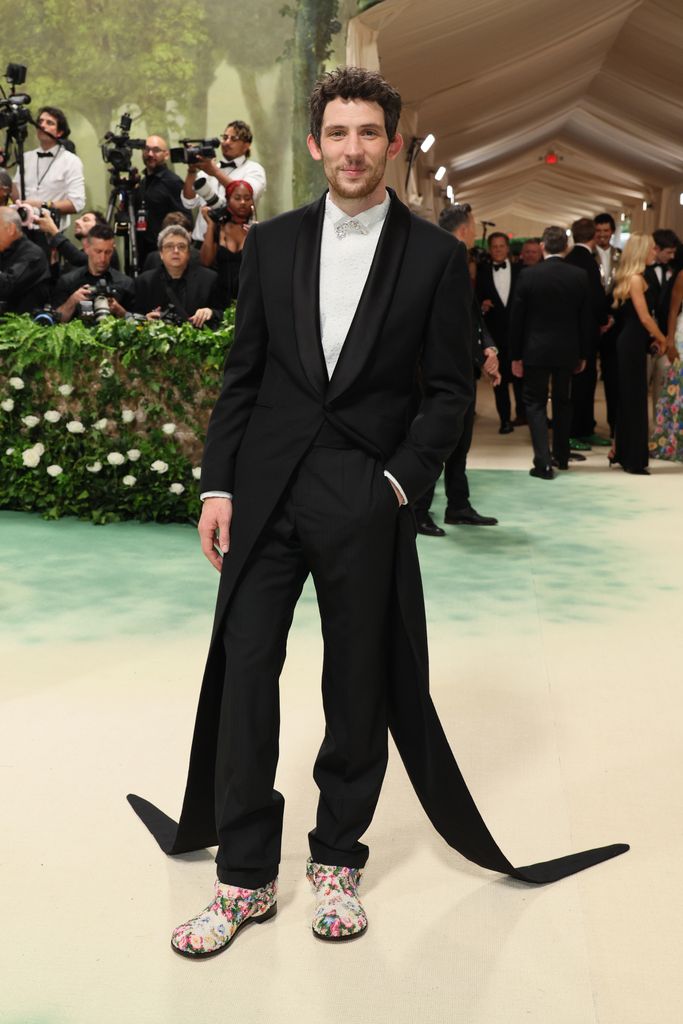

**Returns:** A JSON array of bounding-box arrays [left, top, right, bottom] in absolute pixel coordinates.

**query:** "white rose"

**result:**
[[66, 420, 85, 434], [57, 384, 74, 396], [6, 447, 15, 455], [126, 448, 141, 462], [162, 422, 176, 435], [169, 482, 185, 495], [22, 415, 40, 428], [33, 443, 45, 456], [107, 452, 126, 466], [93, 418, 108, 431], [1, 399, 14, 412], [22, 447, 41, 468], [151, 460, 168, 474], [192, 466, 201, 480], [43, 410, 61, 423], [121, 409, 135, 423], [86, 461, 102, 473], [9, 377, 24, 390], [47, 464, 63, 477], [122, 475, 137, 486]]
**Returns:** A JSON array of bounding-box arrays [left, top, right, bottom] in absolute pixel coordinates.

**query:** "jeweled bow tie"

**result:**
[[493, 261, 507, 271], [37, 151, 55, 158], [335, 219, 368, 240]]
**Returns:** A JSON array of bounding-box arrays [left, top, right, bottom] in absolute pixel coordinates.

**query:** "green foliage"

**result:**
[[0, 311, 235, 524]]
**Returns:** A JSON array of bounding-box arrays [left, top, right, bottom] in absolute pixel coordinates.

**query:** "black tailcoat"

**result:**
[[129, 192, 627, 883]]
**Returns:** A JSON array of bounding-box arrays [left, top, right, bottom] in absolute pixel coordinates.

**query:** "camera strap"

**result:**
[[163, 278, 190, 321]]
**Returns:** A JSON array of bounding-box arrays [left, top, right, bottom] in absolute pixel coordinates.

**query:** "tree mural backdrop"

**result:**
[[0, 0, 362, 219]]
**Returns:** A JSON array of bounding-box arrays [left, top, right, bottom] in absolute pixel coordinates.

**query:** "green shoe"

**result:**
[[580, 434, 611, 447], [569, 438, 591, 451]]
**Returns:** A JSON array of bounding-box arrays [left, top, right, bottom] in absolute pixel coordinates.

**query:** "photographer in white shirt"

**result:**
[[181, 120, 266, 243], [12, 106, 85, 230]]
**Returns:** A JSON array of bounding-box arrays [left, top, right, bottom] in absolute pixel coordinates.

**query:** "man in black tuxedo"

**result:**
[[510, 226, 590, 478], [414, 202, 500, 536], [476, 232, 522, 432], [645, 229, 680, 416], [594, 213, 622, 437], [128, 70, 628, 960], [133, 224, 223, 328], [565, 218, 611, 445]]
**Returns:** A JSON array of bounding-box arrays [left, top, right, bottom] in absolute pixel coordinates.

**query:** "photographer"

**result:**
[[53, 223, 133, 322], [11, 107, 85, 229], [0, 206, 50, 313], [133, 135, 185, 269], [133, 224, 223, 329], [198, 179, 253, 304], [0, 170, 11, 206], [36, 208, 120, 273], [181, 120, 265, 243]]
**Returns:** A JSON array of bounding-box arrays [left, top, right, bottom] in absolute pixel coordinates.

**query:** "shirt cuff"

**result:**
[[200, 491, 233, 501], [383, 471, 408, 506]]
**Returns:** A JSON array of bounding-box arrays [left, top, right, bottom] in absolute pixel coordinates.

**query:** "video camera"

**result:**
[[170, 137, 220, 166], [0, 63, 31, 133], [101, 112, 145, 176]]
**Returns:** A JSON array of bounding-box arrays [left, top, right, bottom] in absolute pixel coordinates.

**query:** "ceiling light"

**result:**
[[434, 165, 446, 182], [446, 185, 454, 201], [420, 134, 435, 153]]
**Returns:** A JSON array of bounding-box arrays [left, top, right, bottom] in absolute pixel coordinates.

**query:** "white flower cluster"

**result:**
[[66, 421, 85, 434], [58, 384, 74, 396], [151, 460, 168, 474], [9, 377, 25, 390], [1, 398, 14, 412], [44, 410, 61, 423], [107, 452, 126, 466], [169, 483, 185, 495], [21, 443, 45, 468], [22, 415, 41, 428], [47, 464, 63, 477]]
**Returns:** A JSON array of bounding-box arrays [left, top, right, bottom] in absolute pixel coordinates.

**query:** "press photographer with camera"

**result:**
[[11, 107, 85, 230], [181, 120, 265, 244], [0, 206, 50, 313], [133, 135, 185, 269], [199, 179, 253, 304], [35, 208, 121, 276], [53, 223, 134, 323], [133, 224, 224, 329]]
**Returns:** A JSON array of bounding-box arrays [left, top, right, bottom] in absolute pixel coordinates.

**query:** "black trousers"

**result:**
[[570, 347, 597, 437], [600, 327, 619, 438], [523, 365, 572, 468], [214, 442, 399, 888], [493, 370, 525, 425], [415, 397, 475, 514]]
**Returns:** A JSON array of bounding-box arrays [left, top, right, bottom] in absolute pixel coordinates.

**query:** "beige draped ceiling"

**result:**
[[348, 0, 683, 237]]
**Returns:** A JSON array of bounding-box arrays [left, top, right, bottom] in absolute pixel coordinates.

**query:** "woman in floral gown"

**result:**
[[650, 268, 683, 463]]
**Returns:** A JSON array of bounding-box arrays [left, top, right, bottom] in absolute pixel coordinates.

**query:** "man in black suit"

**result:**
[[565, 217, 611, 446], [133, 135, 185, 271], [645, 229, 679, 417], [128, 70, 628, 960], [414, 202, 500, 535], [476, 231, 522, 432], [133, 224, 223, 328], [0, 207, 51, 313], [509, 226, 590, 478], [53, 224, 134, 321], [594, 213, 621, 438]]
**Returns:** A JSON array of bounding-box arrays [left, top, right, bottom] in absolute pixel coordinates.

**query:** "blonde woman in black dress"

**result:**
[[611, 234, 670, 474]]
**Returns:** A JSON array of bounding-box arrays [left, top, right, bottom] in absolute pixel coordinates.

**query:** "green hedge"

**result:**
[[0, 311, 235, 523]]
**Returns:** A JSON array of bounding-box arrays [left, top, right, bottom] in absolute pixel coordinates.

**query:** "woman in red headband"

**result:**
[[199, 178, 254, 303]]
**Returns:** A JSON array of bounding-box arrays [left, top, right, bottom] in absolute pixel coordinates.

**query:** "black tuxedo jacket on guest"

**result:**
[[0, 234, 50, 313], [129, 190, 628, 886], [644, 264, 673, 333], [508, 256, 591, 367], [565, 244, 609, 340], [133, 263, 223, 323], [475, 258, 520, 353]]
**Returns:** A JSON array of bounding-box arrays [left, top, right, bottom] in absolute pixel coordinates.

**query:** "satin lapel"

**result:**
[[326, 192, 411, 404], [292, 193, 327, 396]]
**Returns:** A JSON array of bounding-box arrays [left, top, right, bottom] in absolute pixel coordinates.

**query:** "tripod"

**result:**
[[105, 166, 140, 277]]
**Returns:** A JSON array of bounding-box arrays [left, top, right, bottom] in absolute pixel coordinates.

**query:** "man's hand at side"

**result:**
[[511, 359, 524, 378], [198, 496, 233, 572]]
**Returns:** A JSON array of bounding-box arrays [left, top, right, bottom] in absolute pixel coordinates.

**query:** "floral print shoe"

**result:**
[[306, 858, 368, 941], [171, 878, 277, 959]]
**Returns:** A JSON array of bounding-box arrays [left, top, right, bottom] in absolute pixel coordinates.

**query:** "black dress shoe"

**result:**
[[567, 452, 587, 462], [415, 512, 446, 536], [444, 506, 498, 526], [529, 466, 555, 480], [498, 421, 514, 434], [551, 458, 569, 470]]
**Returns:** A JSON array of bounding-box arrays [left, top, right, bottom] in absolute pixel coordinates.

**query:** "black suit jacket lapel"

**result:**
[[327, 191, 411, 403], [292, 193, 327, 396]]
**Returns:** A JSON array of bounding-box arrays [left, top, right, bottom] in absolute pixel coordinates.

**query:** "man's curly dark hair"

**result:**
[[309, 66, 402, 146]]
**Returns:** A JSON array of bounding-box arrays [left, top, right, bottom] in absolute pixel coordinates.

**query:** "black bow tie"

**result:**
[[220, 160, 237, 169], [493, 261, 507, 271], [37, 151, 55, 158], [654, 262, 666, 269]]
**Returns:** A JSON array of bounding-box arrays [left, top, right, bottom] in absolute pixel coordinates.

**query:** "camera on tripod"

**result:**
[[101, 112, 146, 175], [0, 64, 31, 134], [170, 138, 220, 166]]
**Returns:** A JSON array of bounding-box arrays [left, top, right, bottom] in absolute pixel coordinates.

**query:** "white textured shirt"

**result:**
[[15, 144, 86, 228], [492, 259, 511, 307], [182, 155, 267, 242], [319, 191, 390, 377]]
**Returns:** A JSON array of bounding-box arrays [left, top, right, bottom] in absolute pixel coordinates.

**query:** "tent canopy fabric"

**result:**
[[348, 0, 683, 235]]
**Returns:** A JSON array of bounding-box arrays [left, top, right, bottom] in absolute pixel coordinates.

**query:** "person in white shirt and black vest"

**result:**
[[127, 67, 629, 961], [11, 107, 85, 234]]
